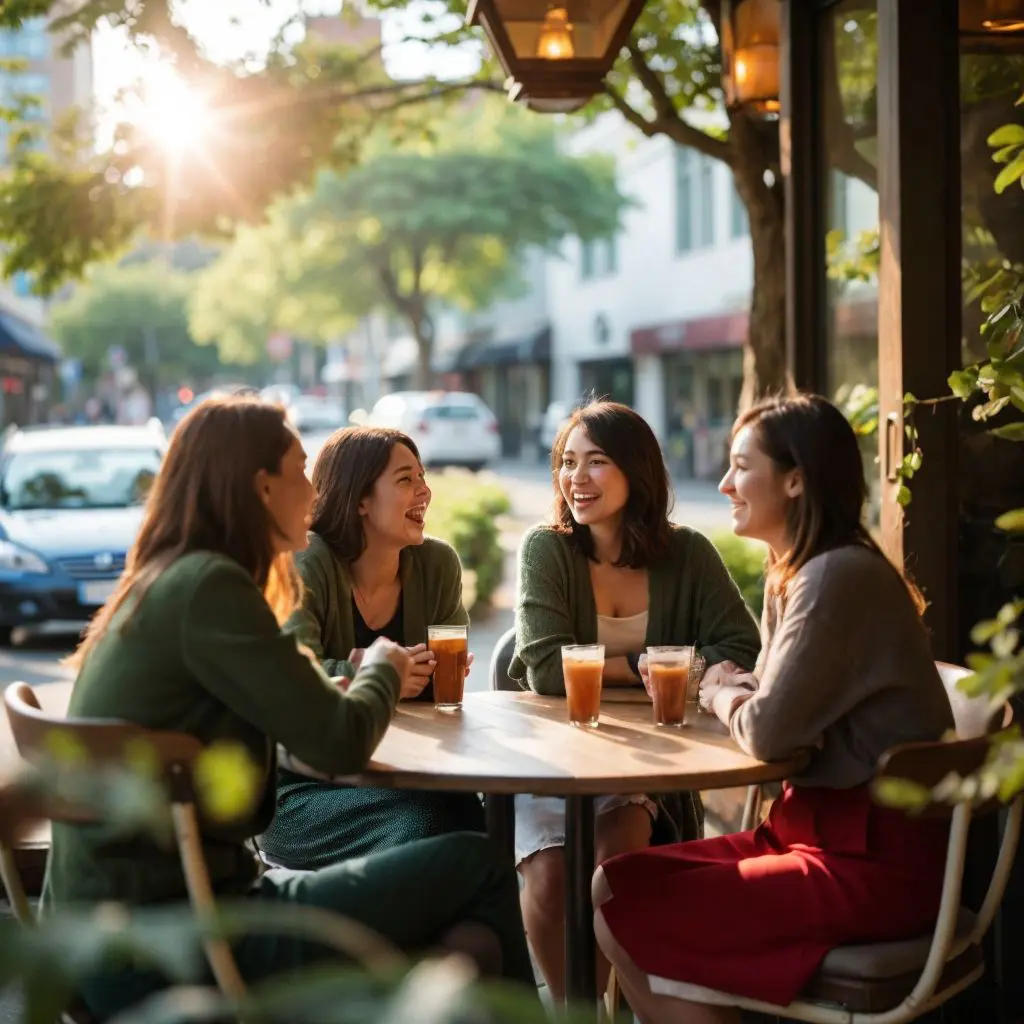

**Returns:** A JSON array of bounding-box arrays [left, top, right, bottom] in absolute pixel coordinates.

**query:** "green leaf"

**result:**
[[873, 776, 931, 811], [990, 422, 1024, 441], [896, 484, 912, 507], [948, 368, 980, 399], [995, 152, 1024, 194], [992, 143, 1021, 164], [988, 123, 1024, 147], [971, 618, 1003, 645], [995, 508, 1024, 532]]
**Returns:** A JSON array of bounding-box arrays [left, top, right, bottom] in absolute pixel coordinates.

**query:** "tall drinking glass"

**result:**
[[647, 646, 706, 727], [428, 625, 469, 711], [561, 644, 605, 728]]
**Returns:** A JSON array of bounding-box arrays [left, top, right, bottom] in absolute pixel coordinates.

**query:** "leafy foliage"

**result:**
[[706, 530, 766, 618], [427, 470, 512, 609], [47, 261, 241, 385], [190, 103, 626, 380]]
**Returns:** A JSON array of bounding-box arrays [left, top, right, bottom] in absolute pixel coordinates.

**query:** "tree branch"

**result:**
[[625, 40, 678, 125], [603, 82, 733, 167]]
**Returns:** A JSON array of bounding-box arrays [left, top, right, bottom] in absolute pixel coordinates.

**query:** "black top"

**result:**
[[351, 594, 432, 702]]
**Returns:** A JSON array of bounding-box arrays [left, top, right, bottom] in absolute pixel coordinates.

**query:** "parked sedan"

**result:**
[[368, 391, 502, 469], [0, 424, 165, 645]]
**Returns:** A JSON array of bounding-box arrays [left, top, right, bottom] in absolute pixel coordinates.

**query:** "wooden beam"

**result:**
[[781, 0, 827, 392], [876, 0, 961, 660]]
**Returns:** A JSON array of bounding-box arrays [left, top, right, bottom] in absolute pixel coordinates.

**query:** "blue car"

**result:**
[[0, 423, 165, 645]]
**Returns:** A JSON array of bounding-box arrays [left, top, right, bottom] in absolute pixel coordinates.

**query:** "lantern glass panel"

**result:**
[[489, 0, 632, 61]]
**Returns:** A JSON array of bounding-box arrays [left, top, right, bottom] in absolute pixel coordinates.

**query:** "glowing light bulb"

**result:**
[[537, 8, 575, 60]]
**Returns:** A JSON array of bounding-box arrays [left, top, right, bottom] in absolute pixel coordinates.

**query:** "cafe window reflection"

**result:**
[[821, 0, 880, 524]]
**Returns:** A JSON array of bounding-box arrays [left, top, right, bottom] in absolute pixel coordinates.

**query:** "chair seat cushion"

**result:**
[[803, 907, 984, 1013], [821, 906, 977, 980]]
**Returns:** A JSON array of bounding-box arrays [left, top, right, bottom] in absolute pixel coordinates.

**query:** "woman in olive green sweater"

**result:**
[[44, 397, 534, 1020], [258, 427, 485, 870], [511, 400, 761, 1002]]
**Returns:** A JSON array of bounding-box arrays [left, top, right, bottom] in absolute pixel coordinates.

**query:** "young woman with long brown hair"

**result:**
[[511, 400, 761, 1002], [594, 394, 954, 1024], [45, 396, 534, 1019], [259, 426, 484, 869]]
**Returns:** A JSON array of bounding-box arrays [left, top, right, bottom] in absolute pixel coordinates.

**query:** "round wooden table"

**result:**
[[338, 689, 809, 1006]]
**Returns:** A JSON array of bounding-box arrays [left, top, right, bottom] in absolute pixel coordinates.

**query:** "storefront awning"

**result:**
[[454, 326, 551, 371], [0, 308, 61, 363]]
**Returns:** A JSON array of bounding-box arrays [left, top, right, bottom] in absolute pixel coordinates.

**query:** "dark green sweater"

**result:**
[[284, 533, 469, 676], [510, 524, 761, 693], [43, 551, 400, 909]]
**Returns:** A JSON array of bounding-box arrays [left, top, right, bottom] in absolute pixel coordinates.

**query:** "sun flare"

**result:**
[[134, 61, 211, 155]]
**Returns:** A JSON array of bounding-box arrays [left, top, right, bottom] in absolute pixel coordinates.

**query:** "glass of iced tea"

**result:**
[[428, 625, 469, 711], [561, 644, 605, 728], [647, 646, 706, 727]]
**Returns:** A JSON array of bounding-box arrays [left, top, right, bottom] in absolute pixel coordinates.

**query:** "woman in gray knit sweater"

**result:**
[[594, 394, 954, 1023]]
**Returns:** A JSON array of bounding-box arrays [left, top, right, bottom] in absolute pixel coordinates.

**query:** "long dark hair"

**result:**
[[70, 395, 303, 668], [734, 393, 925, 613], [551, 401, 672, 568], [310, 426, 422, 563]]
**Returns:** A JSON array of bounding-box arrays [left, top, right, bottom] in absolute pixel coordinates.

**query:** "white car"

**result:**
[[286, 395, 348, 434], [368, 391, 501, 470]]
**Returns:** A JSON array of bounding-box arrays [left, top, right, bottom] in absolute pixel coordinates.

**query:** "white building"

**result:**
[[544, 112, 753, 478]]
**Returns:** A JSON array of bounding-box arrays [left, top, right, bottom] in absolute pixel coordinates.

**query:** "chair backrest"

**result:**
[[488, 626, 520, 692], [2, 682, 246, 1000], [4, 682, 202, 820], [935, 661, 1007, 740]]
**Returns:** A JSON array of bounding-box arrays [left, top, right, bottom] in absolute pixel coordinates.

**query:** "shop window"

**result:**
[[676, 147, 716, 253], [580, 237, 618, 281]]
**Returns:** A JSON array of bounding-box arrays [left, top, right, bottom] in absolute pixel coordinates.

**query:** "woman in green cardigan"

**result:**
[[258, 426, 485, 870], [46, 396, 534, 1019], [510, 400, 761, 1002]]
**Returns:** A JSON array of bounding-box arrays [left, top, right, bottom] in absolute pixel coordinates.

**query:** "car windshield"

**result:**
[[1, 447, 162, 510]]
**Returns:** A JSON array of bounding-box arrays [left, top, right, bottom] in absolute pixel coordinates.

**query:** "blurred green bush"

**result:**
[[428, 471, 512, 609], [706, 530, 766, 619]]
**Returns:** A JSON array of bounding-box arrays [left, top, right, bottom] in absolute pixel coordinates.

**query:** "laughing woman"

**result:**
[[510, 401, 761, 1002], [258, 427, 485, 870]]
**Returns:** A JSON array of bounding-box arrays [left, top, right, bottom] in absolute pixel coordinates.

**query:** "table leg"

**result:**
[[485, 793, 515, 861], [564, 793, 597, 1007]]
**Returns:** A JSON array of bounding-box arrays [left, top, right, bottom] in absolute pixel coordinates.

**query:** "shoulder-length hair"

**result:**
[[551, 401, 672, 568], [734, 393, 926, 613], [309, 426, 422, 563], [68, 395, 303, 669]]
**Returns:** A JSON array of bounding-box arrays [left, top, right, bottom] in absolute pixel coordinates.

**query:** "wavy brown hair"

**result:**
[[309, 426, 422, 563], [735, 393, 926, 613], [68, 395, 303, 669], [551, 401, 672, 568]]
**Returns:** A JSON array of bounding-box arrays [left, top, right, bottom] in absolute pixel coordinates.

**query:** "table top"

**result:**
[[0, 682, 808, 798], [338, 689, 807, 796]]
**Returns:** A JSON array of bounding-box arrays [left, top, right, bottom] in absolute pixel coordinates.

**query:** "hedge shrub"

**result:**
[[706, 530, 767, 618], [428, 470, 512, 609]]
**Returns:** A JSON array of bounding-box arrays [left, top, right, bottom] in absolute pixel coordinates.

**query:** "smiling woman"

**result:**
[[257, 425, 486, 871]]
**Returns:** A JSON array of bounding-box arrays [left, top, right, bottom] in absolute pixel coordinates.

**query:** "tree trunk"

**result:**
[[410, 311, 435, 390], [730, 112, 788, 411]]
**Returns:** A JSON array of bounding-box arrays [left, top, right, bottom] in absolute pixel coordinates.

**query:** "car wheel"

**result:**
[[0, 626, 14, 648], [465, 461, 487, 473]]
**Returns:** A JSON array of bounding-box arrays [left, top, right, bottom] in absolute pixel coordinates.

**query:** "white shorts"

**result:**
[[514, 793, 658, 866]]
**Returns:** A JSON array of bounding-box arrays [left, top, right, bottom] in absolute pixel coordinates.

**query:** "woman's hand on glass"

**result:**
[[701, 660, 758, 691], [402, 643, 435, 700], [637, 653, 652, 697]]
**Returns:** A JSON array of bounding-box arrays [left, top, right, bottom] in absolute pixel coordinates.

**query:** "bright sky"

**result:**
[[91, 0, 480, 140]]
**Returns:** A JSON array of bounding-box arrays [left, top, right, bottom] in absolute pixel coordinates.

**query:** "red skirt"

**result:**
[[599, 782, 948, 1006]]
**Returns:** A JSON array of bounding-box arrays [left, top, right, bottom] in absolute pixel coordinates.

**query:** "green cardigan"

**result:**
[[284, 533, 469, 678], [44, 551, 400, 910], [510, 524, 761, 693]]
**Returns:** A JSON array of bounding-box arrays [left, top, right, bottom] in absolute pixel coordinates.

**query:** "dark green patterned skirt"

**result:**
[[259, 769, 487, 870]]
